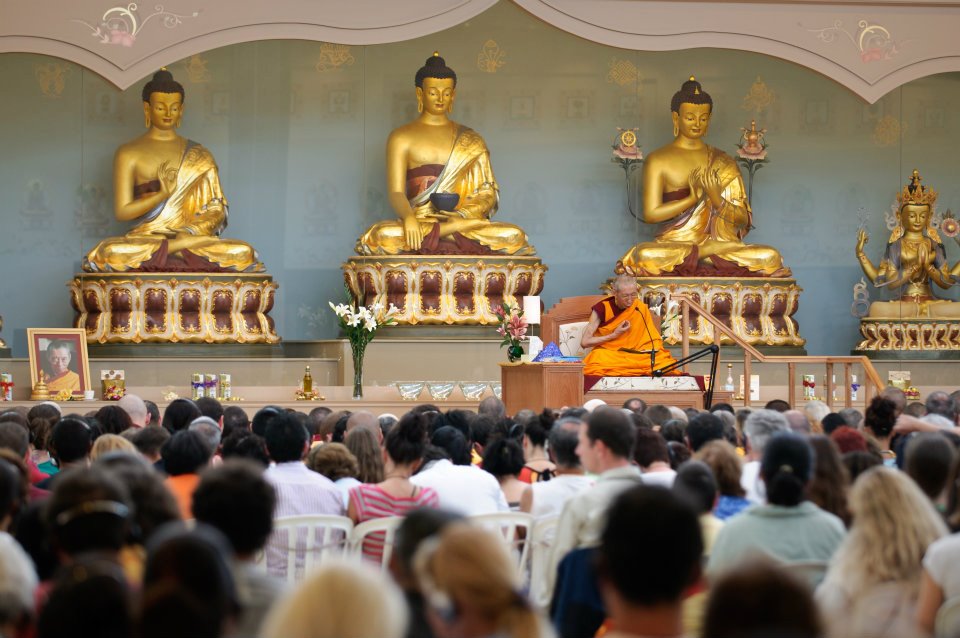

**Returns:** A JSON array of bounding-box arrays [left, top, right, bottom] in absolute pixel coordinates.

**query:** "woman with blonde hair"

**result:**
[[816, 466, 947, 638], [90, 433, 137, 461], [416, 524, 552, 638], [261, 559, 408, 638]]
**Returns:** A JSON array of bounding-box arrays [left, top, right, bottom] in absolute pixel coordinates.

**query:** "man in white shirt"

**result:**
[[740, 409, 789, 504], [411, 426, 509, 515], [546, 407, 641, 601], [263, 412, 343, 577], [633, 427, 676, 488]]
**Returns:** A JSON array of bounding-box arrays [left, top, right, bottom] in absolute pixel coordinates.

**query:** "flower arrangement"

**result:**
[[495, 303, 528, 362], [330, 299, 399, 398]]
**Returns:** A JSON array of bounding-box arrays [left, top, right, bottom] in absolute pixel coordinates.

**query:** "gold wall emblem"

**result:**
[[182, 54, 211, 83], [34, 62, 69, 98], [316, 43, 355, 72], [476, 40, 506, 73], [872, 114, 902, 146], [742, 76, 776, 115], [606, 58, 638, 87]]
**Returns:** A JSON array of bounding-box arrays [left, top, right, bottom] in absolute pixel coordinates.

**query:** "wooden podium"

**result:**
[[500, 361, 584, 415]]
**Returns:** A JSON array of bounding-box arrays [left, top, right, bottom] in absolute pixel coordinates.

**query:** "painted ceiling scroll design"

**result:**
[[73, 3, 199, 48]]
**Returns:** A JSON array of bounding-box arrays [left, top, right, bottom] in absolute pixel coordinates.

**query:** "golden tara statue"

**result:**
[[84, 69, 262, 272], [856, 170, 960, 318], [618, 77, 789, 277], [356, 53, 534, 255]]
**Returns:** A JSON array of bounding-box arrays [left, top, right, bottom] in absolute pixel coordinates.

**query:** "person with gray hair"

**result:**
[[741, 409, 789, 503], [116, 394, 149, 428], [478, 396, 506, 420], [189, 417, 222, 457], [925, 391, 959, 426], [839, 407, 863, 430], [0, 531, 37, 636], [783, 410, 811, 434]]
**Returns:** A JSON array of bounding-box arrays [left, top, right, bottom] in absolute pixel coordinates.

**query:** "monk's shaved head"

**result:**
[[613, 274, 638, 293]]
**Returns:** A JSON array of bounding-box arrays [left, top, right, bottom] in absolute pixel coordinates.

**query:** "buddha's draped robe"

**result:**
[[357, 126, 533, 255], [582, 296, 679, 377], [619, 146, 787, 277], [84, 141, 260, 272]]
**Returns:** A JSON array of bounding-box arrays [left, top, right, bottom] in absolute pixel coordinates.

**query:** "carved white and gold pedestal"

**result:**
[[342, 255, 546, 325], [637, 277, 805, 348], [69, 273, 280, 344], [854, 318, 960, 359]]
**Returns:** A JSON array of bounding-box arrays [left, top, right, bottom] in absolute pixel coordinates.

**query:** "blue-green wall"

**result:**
[[2, 1, 959, 356]]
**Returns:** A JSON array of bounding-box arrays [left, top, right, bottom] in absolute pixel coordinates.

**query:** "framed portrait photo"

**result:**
[[27, 328, 90, 397]]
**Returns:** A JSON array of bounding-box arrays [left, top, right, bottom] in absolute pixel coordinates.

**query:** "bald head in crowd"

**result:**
[[116, 394, 149, 428], [346, 411, 381, 442]]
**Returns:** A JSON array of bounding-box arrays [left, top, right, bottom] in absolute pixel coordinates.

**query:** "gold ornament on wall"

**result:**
[[34, 62, 70, 98], [606, 58, 639, 87], [741, 76, 776, 115], [315, 43, 355, 72], [182, 54, 211, 83], [872, 114, 903, 146], [476, 40, 506, 73]]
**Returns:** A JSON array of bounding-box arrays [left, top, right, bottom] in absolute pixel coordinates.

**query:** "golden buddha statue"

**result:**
[[83, 69, 262, 272], [618, 77, 789, 277], [356, 53, 534, 256], [856, 170, 960, 319]]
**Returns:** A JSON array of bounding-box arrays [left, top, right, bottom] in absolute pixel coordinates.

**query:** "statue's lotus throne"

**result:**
[[541, 296, 728, 409]]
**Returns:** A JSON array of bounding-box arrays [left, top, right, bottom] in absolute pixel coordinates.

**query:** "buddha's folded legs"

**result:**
[[619, 241, 693, 276], [706, 241, 791, 277], [356, 219, 532, 255]]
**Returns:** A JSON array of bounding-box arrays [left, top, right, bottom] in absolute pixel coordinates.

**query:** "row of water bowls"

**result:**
[[394, 381, 502, 402]]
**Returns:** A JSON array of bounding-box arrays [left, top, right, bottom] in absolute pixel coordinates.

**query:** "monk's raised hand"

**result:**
[[614, 320, 631, 336]]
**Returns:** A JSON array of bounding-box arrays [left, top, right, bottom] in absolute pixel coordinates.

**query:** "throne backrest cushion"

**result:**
[[558, 322, 589, 358]]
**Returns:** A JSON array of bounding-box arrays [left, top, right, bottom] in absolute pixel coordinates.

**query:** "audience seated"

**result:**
[[416, 524, 549, 638], [707, 433, 846, 581], [694, 440, 751, 520], [263, 412, 343, 575], [703, 559, 822, 638], [482, 437, 528, 509], [38, 553, 133, 638], [160, 399, 201, 434], [192, 460, 286, 638], [162, 429, 213, 519], [0, 531, 36, 638], [807, 435, 851, 526], [547, 407, 641, 601], [740, 409, 789, 504], [865, 396, 899, 465], [95, 405, 134, 435], [597, 485, 702, 638], [263, 559, 408, 638], [306, 442, 361, 508], [124, 425, 170, 464], [839, 407, 864, 429], [345, 426, 385, 483], [90, 433, 137, 461], [843, 450, 883, 483], [685, 413, 724, 453], [116, 393, 150, 428], [818, 467, 946, 638], [918, 457, 960, 634], [94, 452, 179, 546], [36, 417, 93, 490], [904, 433, 957, 508], [673, 461, 723, 556], [222, 405, 251, 440], [140, 523, 240, 638], [633, 427, 676, 487], [220, 429, 269, 467], [348, 412, 438, 564], [412, 426, 509, 516]]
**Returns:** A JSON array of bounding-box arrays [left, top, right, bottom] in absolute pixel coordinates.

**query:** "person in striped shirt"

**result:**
[[348, 412, 438, 563]]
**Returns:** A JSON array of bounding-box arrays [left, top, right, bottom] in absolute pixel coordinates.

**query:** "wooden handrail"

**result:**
[[672, 293, 884, 407]]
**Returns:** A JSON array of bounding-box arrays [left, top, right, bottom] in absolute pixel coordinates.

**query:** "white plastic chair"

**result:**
[[936, 595, 960, 638], [260, 514, 353, 584], [528, 515, 559, 609], [349, 516, 404, 570], [470, 512, 535, 582]]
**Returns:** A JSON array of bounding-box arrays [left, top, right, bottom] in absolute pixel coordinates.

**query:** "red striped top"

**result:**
[[350, 483, 439, 563]]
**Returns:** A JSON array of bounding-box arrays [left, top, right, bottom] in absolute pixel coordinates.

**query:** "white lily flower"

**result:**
[[364, 318, 378, 332], [346, 313, 363, 327], [386, 304, 400, 317]]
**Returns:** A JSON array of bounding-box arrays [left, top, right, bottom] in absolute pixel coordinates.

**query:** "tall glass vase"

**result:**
[[351, 341, 365, 400]]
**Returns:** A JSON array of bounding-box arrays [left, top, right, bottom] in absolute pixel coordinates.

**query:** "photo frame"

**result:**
[[27, 328, 91, 396]]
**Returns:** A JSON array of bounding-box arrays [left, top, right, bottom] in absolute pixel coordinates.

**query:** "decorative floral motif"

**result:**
[[606, 58, 638, 87], [495, 303, 527, 362], [808, 19, 901, 63], [476, 40, 506, 74], [612, 128, 642, 162], [742, 76, 776, 115], [316, 43, 355, 72], [34, 63, 70, 98], [873, 115, 903, 147], [73, 3, 200, 47], [941, 211, 959, 239], [737, 120, 767, 161]]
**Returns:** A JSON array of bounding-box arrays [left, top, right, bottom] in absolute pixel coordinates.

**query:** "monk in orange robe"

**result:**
[[582, 275, 678, 377]]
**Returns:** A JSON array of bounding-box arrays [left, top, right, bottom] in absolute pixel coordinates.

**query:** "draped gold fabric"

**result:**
[[357, 126, 533, 255], [84, 142, 261, 272], [620, 147, 787, 276]]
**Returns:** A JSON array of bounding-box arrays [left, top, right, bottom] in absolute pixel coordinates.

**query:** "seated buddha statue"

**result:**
[[83, 69, 262, 273], [356, 53, 534, 256], [856, 170, 960, 319], [618, 77, 790, 277]]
